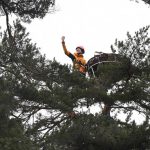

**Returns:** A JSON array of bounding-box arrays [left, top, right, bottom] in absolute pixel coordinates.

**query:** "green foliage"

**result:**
[[0, 1, 150, 149], [0, 118, 38, 150], [0, 0, 55, 22], [0, 23, 149, 149], [43, 115, 150, 150]]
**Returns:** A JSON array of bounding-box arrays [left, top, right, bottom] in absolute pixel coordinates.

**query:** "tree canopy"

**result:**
[[0, 0, 150, 150]]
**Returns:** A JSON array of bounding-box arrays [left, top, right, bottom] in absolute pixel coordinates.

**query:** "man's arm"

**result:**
[[61, 36, 75, 61]]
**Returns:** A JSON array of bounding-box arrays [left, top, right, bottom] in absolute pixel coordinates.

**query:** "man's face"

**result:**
[[76, 48, 82, 54]]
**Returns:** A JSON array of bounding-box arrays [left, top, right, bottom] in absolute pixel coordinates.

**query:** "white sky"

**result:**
[[23, 0, 150, 65], [1, 0, 150, 65]]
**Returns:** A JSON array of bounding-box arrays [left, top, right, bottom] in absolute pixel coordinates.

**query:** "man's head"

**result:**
[[76, 46, 85, 54]]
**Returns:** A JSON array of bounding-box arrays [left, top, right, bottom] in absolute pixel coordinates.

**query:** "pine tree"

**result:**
[[39, 26, 150, 150], [0, 1, 150, 150], [0, 0, 55, 22]]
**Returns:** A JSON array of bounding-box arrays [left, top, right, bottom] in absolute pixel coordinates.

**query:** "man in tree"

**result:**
[[61, 36, 86, 75]]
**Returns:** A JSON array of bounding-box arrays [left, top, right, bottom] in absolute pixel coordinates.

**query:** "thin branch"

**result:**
[[41, 116, 68, 140], [1, 1, 12, 39], [112, 103, 145, 114]]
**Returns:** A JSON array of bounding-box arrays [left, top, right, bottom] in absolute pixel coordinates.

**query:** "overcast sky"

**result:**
[[1, 0, 150, 64], [1, 0, 148, 123], [22, 0, 150, 64]]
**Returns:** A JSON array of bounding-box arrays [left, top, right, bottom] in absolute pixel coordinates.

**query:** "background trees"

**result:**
[[0, 0, 150, 149]]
